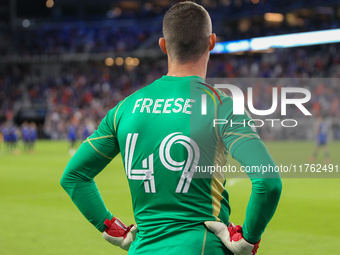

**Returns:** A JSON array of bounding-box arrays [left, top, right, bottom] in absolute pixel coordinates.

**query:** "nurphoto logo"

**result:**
[[202, 84, 312, 128]]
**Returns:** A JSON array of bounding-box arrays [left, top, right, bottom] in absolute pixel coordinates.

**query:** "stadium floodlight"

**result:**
[[22, 19, 30, 28], [211, 28, 340, 54], [211, 40, 250, 53], [46, 0, 54, 8], [105, 58, 114, 66], [264, 13, 284, 22]]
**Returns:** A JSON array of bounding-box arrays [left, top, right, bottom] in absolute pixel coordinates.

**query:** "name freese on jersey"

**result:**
[[132, 97, 299, 128]]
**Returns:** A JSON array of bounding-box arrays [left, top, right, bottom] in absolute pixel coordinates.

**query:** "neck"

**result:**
[[166, 54, 208, 79]]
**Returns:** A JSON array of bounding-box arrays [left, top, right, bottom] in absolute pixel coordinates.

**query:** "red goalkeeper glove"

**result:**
[[204, 221, 260, 255], [101, 217, 138, 251]]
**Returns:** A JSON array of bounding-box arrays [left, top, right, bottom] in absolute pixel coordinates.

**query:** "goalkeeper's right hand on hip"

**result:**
[[204, 221, 260, 255]]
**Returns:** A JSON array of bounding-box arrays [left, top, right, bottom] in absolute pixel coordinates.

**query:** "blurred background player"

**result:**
[[0, 123, 3, 154], [310, 115, 330, 163], [67, 120, 78, 155], [81, 119, 93, 140], [2, 123, 10, 153], [21, 122, 30, 152], [10, 124, 20, 154], [28, 122, 37, 153], [3, 123, 20, 154]]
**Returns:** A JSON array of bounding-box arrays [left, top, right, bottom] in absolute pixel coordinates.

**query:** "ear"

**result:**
[[159, 37, 167, 54], [209, 33, 216, 51]]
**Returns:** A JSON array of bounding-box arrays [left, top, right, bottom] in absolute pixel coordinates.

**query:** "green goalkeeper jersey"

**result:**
[[61, 75, 282, 254]]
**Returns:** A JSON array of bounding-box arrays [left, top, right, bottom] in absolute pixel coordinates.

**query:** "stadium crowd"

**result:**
[[5, 13, 339, 56], [12, 25, 157, 56], [1, 0, 340, 144], [1, 43, 340, 144], [1, 0, 339, 56]]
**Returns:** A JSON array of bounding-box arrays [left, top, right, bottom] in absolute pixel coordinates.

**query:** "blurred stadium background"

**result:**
[[0, 0, 339, 254]]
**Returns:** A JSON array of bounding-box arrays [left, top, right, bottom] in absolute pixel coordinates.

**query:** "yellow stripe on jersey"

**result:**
[[114, 98, 128, 133], [198, 87, 217, 105], [210, 95, 228, 221], [201, 228, 207, 255], [210, 175, 225, 221], [82, 135, 114, 143], [211, 119, 228, 221], [113, 91, 138, 133], [223, 132, 259, 153], [85, 137, 113, 160]]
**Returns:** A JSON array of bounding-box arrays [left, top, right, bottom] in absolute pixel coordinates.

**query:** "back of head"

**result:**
[[163, 1, 212, 63]]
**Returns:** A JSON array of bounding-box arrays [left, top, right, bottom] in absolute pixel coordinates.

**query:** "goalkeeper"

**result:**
[[61, 2, 282, 255]]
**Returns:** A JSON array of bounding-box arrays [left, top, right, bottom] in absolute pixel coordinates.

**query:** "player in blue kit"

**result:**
[[67, 121, 77, 155], [29, 122, 37, 152], [81, 121, 91, 140], [21, 122, 30, 152], [8, 124, 20, 154], [2, 124, 10, 152], [310, 115, 330, 163], [0, 123, 5, 154]]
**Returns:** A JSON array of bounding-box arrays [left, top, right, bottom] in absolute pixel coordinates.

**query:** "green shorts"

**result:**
[[128, 223, 232, 255]]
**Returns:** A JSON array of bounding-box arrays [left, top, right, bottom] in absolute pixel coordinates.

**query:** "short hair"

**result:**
[[163, 1, 212, 63]]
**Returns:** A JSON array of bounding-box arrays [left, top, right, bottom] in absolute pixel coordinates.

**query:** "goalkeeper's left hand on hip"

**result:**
[[101, 217, 138, 251], [204, 221, 260, 255]]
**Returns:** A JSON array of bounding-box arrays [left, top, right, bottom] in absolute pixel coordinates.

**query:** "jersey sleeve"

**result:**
[[217, 94, 282, 243], [232, 139, 282, 243], [60, 107, 120, 232]]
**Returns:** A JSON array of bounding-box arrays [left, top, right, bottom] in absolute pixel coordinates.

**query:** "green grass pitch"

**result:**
[[1, 140, 339, 255]]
